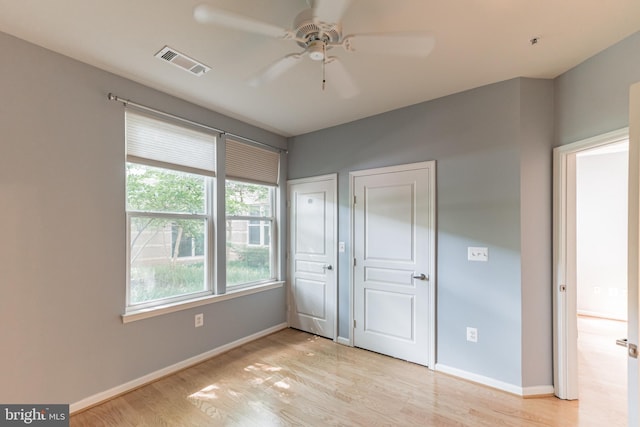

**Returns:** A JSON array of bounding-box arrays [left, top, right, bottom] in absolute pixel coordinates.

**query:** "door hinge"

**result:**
[[353, 195, 356, 205], [354, 319, 356, 328], [353, 258, 357, 266]]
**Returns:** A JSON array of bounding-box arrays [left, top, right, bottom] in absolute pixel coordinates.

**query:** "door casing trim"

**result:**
[[552, 128, 629, 399]]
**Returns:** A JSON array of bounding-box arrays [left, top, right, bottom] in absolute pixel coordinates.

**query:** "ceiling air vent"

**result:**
[[154, 46, 211, 76]]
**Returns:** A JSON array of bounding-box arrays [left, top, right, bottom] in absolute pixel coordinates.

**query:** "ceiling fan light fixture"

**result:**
[[308, 40, 325, 61]]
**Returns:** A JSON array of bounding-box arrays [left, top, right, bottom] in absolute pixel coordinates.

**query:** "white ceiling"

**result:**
[[1, 0, 639, 137]]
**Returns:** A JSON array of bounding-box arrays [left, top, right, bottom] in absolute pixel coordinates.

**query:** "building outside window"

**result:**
[[225, 180, 276, 288]]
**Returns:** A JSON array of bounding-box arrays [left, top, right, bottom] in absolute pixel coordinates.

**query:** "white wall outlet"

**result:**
[[195, 313, 204, 328], [468, 247, 489, 262], [466, 327, 478, 343]]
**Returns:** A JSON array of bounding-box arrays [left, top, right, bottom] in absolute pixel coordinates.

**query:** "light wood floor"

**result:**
[[71, 327, 619, 426], [577, 315, 627, 426]]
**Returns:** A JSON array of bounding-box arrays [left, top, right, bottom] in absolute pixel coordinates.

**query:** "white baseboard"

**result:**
[[522, 385, 556, 397], [435, 364, 554, 397], [70, 322, 288, 414], [577, 309, 627, 322]]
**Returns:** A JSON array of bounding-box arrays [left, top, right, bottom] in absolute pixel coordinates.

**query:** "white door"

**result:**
[[628, 81, 640, 426], [287, 174, 337, 339], [352, 161, 436, 366]]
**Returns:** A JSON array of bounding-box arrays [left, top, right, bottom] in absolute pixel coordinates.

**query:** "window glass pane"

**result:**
[[130, 216, 206, 305], [263, 222, 270, 245], [127, 163, 206, 214], [225, 181, 272, 216], [248, 223, 261, 245], [226, 219, 273, 286], [172, 224, 205, 258], [225, 180, 275, 287]]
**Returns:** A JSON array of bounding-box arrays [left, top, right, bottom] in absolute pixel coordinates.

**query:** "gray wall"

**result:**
[[519, 79, 554, 388], [0, 32, 287, 404], [555, 32, 640, 145], [554, 30, 640, 425], [288, 78, 555, 388]]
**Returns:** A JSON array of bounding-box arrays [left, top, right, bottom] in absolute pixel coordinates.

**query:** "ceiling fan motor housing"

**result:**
[[294, 8, 342, 56]]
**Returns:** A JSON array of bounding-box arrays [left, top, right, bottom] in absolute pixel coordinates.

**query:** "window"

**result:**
[[124, 109, 281, 314], [248, 205, 270, 246], [225, 181, 276, 288], [224, 139, 280, 289], [127, 165, 210, 306], [126, 110, 216, 311]]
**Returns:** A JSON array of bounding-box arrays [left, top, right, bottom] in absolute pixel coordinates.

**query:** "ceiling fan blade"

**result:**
[[194, 4, 290, 39], [248, 53, 304, 87], [345, 32, 436, 57], [325, 57, 359, 99], [312, 0, 352, 24]]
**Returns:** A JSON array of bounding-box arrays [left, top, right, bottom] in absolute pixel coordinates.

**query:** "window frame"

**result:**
[[247, 204, 271, 247], [224, 180, 278, 290], [125, 165, 216, 312], [122, 108, 283, 319]]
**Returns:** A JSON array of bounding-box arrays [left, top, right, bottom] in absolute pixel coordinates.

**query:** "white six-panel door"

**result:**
[[287, 175, 337, 339], [351, 162, 436, 366]]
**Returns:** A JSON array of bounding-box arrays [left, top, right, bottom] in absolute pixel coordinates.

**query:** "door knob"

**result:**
[[412, 273, 427, 281], [323, 265, 333, 271], [616, 338, 638, 358]]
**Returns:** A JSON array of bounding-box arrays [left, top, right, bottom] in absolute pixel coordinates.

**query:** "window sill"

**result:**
[[121, 281, 284, 324]]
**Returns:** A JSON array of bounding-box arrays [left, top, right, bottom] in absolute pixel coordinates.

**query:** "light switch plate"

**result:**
[[468, 247, 489, 262]]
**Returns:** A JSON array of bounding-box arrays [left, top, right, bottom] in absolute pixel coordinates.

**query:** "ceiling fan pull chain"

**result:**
[[322, 43, 327, 91]]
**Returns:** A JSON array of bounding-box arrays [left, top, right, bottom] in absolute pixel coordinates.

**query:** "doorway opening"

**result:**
[[553, 129, 629, 425], [575, 141, 628, 424]]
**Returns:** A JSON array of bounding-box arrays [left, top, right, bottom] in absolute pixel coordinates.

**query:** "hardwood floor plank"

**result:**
[[71, 328, 617, 426]]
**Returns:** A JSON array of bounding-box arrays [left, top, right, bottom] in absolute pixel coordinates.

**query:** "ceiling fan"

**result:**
[[193, 0, 436, 98]]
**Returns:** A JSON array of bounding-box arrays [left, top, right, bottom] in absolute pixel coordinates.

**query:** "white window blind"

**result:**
[[126, 109, 217, 177], [226, 139, 280, 185]]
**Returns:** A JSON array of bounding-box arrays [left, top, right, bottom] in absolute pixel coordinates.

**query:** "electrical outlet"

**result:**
[[466, 327, 478, 343], [195, 313, 204, 328], [468, 247, 489, 262]]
